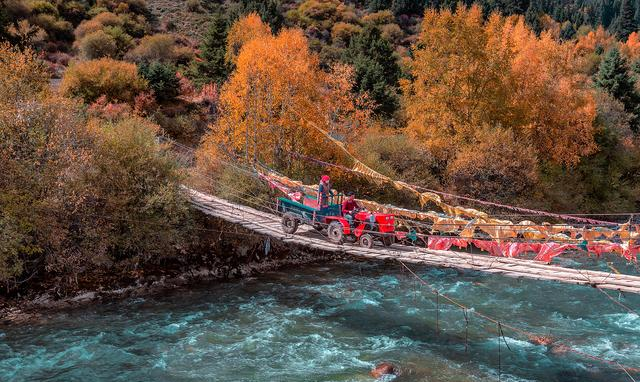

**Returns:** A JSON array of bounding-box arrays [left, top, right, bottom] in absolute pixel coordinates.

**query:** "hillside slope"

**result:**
[[146, 0, 213, 39]]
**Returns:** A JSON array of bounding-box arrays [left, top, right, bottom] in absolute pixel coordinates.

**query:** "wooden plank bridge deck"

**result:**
[[187, 188, 640, 294]]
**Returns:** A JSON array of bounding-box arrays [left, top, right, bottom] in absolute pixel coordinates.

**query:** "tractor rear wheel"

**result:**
[[281, 213, 299, 234], [327, 221, 344, 244], [359, 234, 374, 249]]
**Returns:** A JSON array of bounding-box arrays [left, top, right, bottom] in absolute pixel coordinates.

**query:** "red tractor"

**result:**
[[277, 196, 397, 248], [324, 210, 396, 248]]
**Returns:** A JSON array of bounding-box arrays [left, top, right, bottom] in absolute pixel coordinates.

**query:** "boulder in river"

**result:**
[[370, 362, 397, 379]]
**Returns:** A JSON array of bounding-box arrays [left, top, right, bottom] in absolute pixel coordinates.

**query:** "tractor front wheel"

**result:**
[[359, 234, 374, 249], [327, 221, 344, 244], [282, 213, 299, 234]]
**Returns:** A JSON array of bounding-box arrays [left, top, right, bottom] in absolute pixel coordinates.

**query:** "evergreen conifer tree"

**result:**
[[391, 0, 424, 15], [139, 61, 180, 102], [616, 0, 638, 40], [191, 12, 229, 86], [241, 0, 284, 31], [344, 26, 401, 117], [0, 6, 11, 42], [601, 1, 616, 28], [595, 47, 640, 132], [525, 0, 543, 35], [368, 0, 393, 12], [631, 59, 640, 74], [493, 0, 529, 15], [560, 22, 576, 40]]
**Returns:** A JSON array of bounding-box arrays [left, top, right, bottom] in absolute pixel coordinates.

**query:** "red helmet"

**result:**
[[321, 175, 330, 182]]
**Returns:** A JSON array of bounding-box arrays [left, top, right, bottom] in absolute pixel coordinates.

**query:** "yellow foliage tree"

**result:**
[[620, 31, 640, 61], [202, 25, 371, 170], [574, 26, 617, 57], [572, 26, 618, 74], [225, 12, 272, 65], [323, 63, 373, 142], [402, 6, 513, 160], [505, 20, 597, 165], [403, 5, 596, 166]]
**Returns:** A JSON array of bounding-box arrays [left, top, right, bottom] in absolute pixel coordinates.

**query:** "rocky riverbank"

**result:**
[[0, 215, 341, 325]]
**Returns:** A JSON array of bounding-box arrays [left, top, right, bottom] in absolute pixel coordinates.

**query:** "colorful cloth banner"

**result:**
[[257, 169, 638, 263], [534, 243, 577, 263], [428, 237, 454, 251]]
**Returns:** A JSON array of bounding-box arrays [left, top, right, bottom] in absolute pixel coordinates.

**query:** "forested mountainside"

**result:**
[[1, 0, 640, 294], [370, 0, 639, 35]]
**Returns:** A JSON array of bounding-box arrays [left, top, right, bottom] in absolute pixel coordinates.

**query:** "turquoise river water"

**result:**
[[1, 260, 639, 382]]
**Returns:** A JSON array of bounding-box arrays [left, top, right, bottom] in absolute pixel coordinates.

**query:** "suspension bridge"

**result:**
[[187, 187, 640, 294], [174, 134, 640, 377]]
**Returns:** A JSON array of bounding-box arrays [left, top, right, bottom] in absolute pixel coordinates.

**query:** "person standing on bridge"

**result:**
[[317, 175, 334, 208]]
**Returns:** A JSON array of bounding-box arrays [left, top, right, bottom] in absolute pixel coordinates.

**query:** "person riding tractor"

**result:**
[[342, 191, 375, 228]]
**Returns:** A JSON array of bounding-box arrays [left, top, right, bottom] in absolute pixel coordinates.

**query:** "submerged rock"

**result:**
[[370, 362, 398, 379], [71, 292, 96, 302]]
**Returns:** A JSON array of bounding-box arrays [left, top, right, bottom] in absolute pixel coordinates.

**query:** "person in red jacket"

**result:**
[[317, 175, 334, 208], [342, 191, 362, 227]]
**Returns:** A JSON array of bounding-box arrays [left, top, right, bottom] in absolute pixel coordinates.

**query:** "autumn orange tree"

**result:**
[[620, 31, 640, 62], [404, 5, 597, 168], [505, 18, 597, 165], [402, 7, 514, 162], [201, 15, 372, 174], [225, 12, 272, 66]]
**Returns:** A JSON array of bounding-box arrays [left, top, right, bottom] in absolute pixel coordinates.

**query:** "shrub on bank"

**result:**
[[0, 43, 90, 287], [126, 33, 177, 63], [1, 45, 194, 292], [103, 25, 134, 56], [355, 128, 441, 188], [73, 117, 193, 267], [445, 127, 538, 202], [77, 29, 118, 59], [74, 11, 123, 39], [60, 58, 147, 103]]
